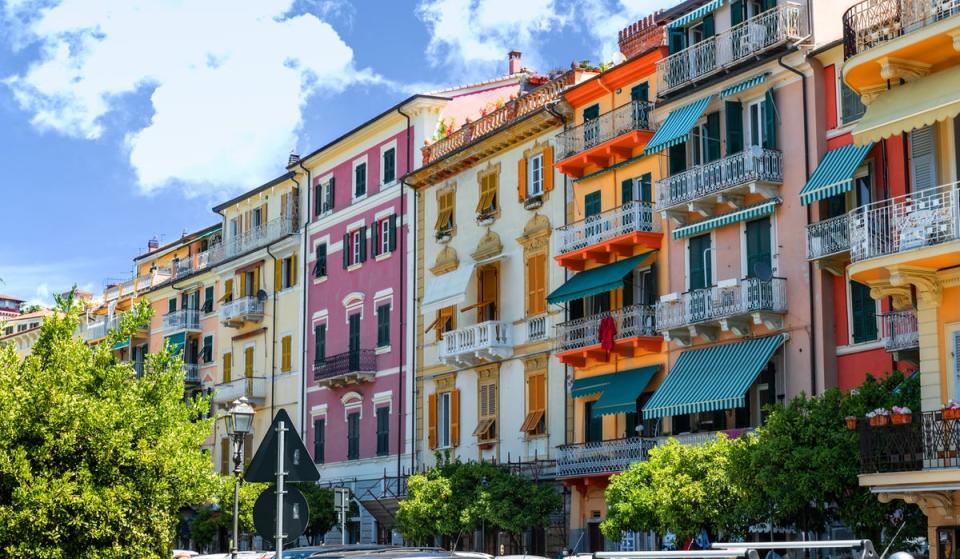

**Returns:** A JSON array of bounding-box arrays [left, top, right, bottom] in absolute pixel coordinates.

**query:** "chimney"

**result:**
[[508, 50, 522, 75], [618, 12, 665, 59], [147, 238, 160, 252], [288, 152, 301, 166]]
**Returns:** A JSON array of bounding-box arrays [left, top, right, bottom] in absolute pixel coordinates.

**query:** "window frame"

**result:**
[[313, 417, 325, 464], [376, 405, 390, 456], [380, 218, 391, 255], [376, 303, 391, 348], [437, 391, 452, 449], [352, 158, 368, 200], [527, 153, 544, 198], [346, 410, 360, 460]]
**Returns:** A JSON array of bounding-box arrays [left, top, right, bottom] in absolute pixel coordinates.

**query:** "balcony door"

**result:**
[[476, 265, 499, 322], [745, 217, 772, 279], [584, 400, 602, 443], [186, 337, 199, 366], [688, 234, 713, 290], [583, 104, 600, 148], [348, 313, 361, 371]]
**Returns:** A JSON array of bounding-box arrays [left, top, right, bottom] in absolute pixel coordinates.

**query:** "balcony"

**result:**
[[881, 310, 920, 352], [555, 201, 662, 271], [555, 304, 662, 367], [438, 321, 513, 366], [212, 376, 267, 405], [657, 4, 807, 97], [555, 101, 655, 178], [162, 309, 201, 332], [806, 214, 851, 275], [657, 148, 783, 223], [556, 437, 656, 478], [207, 215, 297, 266], [656, 277, 788, 345], [81, 315, 120, 342], [857, 411, 960, 473], [849, 182, 960, 268], [104, 271, 172, 303], [523, 313, 550, 344], [183, 363, 200, 384], [219, 297, 264, 327], [313, 349, 377, 388]]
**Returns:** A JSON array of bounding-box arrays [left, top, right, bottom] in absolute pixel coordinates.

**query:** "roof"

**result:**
[[212, 171, 296, 213], [0, 294, 24, 302], [133, 222, 221, 261], [659, 0, 716, 23], [425, 72, 527, 95], [8, 310, 51, 321]]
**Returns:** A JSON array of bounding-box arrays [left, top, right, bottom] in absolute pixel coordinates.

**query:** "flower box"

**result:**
[[845, 417, 858, 430], [869, 415, 890, 427], [891, 413, 912, 425]]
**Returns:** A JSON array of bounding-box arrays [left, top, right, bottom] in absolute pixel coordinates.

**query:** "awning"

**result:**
[[165, 332, 186, 357], [421, 263, 476, 315], [667, 0, 725, 29], [853, 65, 960, 145], [592, 366, 660, 417], [547, 252, 654, 305], [643, 334, 785, 419], [112, 336, 131, 351], [644, 96, 713, 155], [719, 73, 768, 99], [672, 198, 781, 239], [571, 375, 612, 399], [799, 143, 874, 205]]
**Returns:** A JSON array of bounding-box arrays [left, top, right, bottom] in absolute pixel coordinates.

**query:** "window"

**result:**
[[584, 400, 602, 443], [690, 113, 719, 165], [527, 153, 544, 197], [521, 373, 546, 436], [376, 406, 390, 456], [623, 266, 657, 307], [744, 217, 772, 279], [275, 255, 297, 291], [437, 391, 453, 448], [223, 352, 232, 383], [429, 306, 457, 342], [168, 297, 177, 314], [315, 178, 335, 215], [525, 253, 546, 316], [252, 207, 262, 228], [382, 147, 396, 184], [850, 280, 878, 344], [203, 286, 214, 313], [313, 418, 325, 464], [281, 335, 292, 372], [688, 234, 713, 290], [243, 346, 254, 377], [314, 244, 327, 278], [371, 215, 397, 258], [475, 265, 499, 322], [621, 174, 652, 204], [583, 104, 600, 147], [476, 171, 498, 217], [347, 411, 360, 460], [436, 189, 455, 234], [377, 304, 391, 348], [747, 91, 777, 150], [313, 324, 326, 364], [354, 162, 367, 198], [223, 279, 234, 304], [475, 380, 497, 442], [202, 335, 213, 364], [855, 172, 872, 208], [348, 314, 361, 368], [584, 191, 602, 218], [342, 229, 367, 268], [840, 81, 866, 125]]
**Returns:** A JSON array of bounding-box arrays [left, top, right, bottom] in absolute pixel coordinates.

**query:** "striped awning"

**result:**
[[593, 366, 660, 417], [112, 336, 131, 350], [547, 252, 654, 305], [672, 198, 781, 239], [666, 0, 725, 29], [571, 375, 612, 399], [643, 96, 713, 156], [719, 73, 769, 98], [799, 143, 873, 205], [643, 334, 785, 419]]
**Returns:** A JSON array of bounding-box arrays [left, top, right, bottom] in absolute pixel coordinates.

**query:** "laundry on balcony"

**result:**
[[671, 198, 781, 239], [643, 334, 785, 419], [546, 251, 655, 305], [598, 315, 617, 351], [719, 73, 769, 98], [799, 143, 874, 205], [643, 96, 713, 155], [591, 366, 660, 417], [853, 66, 960, 145], [421, 263, 476, 315], [666, 0, 725, 29]]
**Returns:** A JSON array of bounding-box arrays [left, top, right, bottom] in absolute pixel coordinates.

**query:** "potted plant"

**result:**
[[945, 400, 960, 420], [891, 406, 913, 424], [866, 408, 891, 427], [845, 416, 858, 430]]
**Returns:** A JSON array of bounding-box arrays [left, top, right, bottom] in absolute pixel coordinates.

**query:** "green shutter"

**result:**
[[378, 304, 390, 347], [585, 191, 602, 217], [745, 218, 772, 278], [389, 215, 398, 251], [731, 0, 745, 25], [688, 234, 712, 289], [669, 142, 687, 175], [851, 281, 878, 343], [328, 177, 336, 210], [314, 183, 323, 215], [168, 298, 177, 313], [342, 234, 350, 268], [761, 0, 777, 12], [583, 104, 600, 121], [621, 179, 634, 204], [631, 83, 649, 103], [359, 227, 367, 262], [763, 90, 777, 150], [640, 173, 652, 203], [668, 28, 686, 54], [702, 14, 715, 38], [725, 101, 744, 154], [384, 148, 396, 183], [585, 401, 603, 442], [370, 223, 379, 257], [313, 418, 325, 463], [706, 111, 721, 162]]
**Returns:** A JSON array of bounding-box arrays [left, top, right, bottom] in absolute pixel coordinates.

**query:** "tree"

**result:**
[[295, 483, 338, 544], [479, 465, 562, 547], [0, 294, 219, 558]]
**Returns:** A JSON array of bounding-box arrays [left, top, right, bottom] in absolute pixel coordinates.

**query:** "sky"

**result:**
[[0, 0, 671, 306]]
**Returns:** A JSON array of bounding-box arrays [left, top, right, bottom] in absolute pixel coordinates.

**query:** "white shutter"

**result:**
[[910, 125, 938, 192]]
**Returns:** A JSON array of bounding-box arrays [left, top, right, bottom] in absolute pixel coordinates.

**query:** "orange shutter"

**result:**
[[223, 352, 232, 383], [534, 254, 546, 314], [244, 347, 254, 378], [525, 257, 534, 316], [518, 156, 527, 202], [451, 389, 460, 447], [238, 274, 246, 298], [290, 254, 298, 286], [253, 267, 260, 293], [428, 393, 438, 449], [536, 374, 546, 411], [274, 259, 283, 292], [220, 440, 231, 474], [543, 146, 554, 192]]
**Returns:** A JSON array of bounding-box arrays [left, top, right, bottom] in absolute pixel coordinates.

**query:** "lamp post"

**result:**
[[226, 397, 255, 559], [480, 476, 489, 554]]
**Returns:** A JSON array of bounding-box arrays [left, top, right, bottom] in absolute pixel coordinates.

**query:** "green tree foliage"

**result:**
[[187, 478, 268, 552], [295, 483, 338, 545], [0, 294, 219, 558]]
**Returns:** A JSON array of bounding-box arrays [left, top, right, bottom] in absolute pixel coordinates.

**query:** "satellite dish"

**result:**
[[611, 52, 626, 65], [256, 289, 268, 302], [753, 262, 773, 282]]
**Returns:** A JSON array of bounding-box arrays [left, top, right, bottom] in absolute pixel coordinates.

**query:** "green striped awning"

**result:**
[[643, 335, 785, 419], [719, 73, 768, 98], [164, 332, 186, 357], [571, 375, 612, 399], [643, 96, 713, 156], [666, 0, 725, 28], [592, 366, 660, 417], [547, 251, 654, 305], [799, 143, 874, 205], [112, 336, 131, 350], [672, 198, 781, 239]]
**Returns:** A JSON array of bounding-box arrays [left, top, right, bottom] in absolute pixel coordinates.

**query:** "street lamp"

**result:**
[[480, 476, 489, 554], [226, 397, 255, 559]]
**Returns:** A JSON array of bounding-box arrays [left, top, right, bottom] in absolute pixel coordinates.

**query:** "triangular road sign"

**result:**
[[244, 409, 320, 482]]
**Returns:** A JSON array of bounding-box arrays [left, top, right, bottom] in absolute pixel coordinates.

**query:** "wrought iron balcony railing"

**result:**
[[843, 0, 960, 58], [162, 309, 201, 332], [656, 148, 783, 211], [849, 181, 960, 262], [556, 437, 656, 478], [556, 201, 659, 255], [183, 363, 200, 384], [313, 349, 377, 383], [806, 213, 851, 260], [881, 310, 920, 352], [82, 315, 119, 341], [858, 410, 960, 473], [219, 297, 265, 325], [657, 4, 807, 95], [656, 277, 788, 332], [555, 100, 654, 158], [555, 304, 656, 353], [207, 215, 297, 265], [438, 320, 513, 366]]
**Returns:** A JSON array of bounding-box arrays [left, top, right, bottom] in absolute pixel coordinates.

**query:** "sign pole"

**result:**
[[276, 419, 287, 559]]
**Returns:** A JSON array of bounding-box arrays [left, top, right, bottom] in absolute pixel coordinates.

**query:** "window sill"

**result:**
[[374, 252, 392, 262], [352, 193, 368, 203], [380, 179, 399, 190], [836, 339, 884, 355], [346, 263, 362, 272], [312, 275, 328, 285], [524, 432, 548, 440], [375, 345, 391, 355]]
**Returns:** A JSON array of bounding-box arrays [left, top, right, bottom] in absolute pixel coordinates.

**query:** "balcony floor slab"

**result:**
[[556, 231, 662, 272]]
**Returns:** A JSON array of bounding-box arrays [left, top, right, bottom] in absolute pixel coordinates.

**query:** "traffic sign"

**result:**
[[253, 484, 309, 547], [244, 409, 320, 483]]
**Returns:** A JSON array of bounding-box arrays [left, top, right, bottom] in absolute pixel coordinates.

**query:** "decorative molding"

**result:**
[[476, 363, 500, 381], [858, 84, 887, 106], [517, 213, 552, 251], [867, 280, 913, 310], [341, 391, 363, 404], [522, 139, 551, 159], [434, 372, 456, 392], [877, 57, 931, 82], [889, 265, 941, 307], [523, 354, 548, 372], [471, 230, 503, 261], [431, 245, 459, 275]]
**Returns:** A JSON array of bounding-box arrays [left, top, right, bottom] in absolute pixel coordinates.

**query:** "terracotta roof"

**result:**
[[0, 294, 24, 302]]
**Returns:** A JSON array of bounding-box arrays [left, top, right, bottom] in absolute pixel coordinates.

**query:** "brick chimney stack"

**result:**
[[288, 152, 301, 166], [147, 238, 159, 252], [618, 12, 665, 59], [508, 50, 522, 75]]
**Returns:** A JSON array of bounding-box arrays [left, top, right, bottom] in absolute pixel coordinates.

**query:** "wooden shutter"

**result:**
[[702, 13, 715, 38], [428, 393, 438, 449], [168, 298, 177, 313], [910, 125, 938, 191], [518, 156, 527, 202], [668, 28, 686, 54], [244, 347, 254, 378], [220, 440, 231, 474], [851, 281, 878, 343], [731, 0, 745, 25], [359, 227, 367, 262], [543, 146, 554, 192], [238, 274, 247, 298], [290, 254, 297, 286], [281, 336, 291, 372], [763, 90, 777, 150], [584, 191, 602, 218], [314, 182, 323, 215], [706, 112, 721, 162], [274, 259, 283, 292], [252, 267, 260, 293], [745, 217, 772, 278], [621, 179, 634, 204], [527, 253, 546, 316], [640, 173, 652, 203], [342, 234, 350, 267], [761, 0, 777, 11], [223, 352, 232, 383], [725, 101, 744, 154], [389, 215, 398, 252], [450, 389, 460, 447]]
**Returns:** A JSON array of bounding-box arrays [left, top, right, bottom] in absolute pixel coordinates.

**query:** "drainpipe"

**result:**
[[779, 48, 817, 395], [266, 213, 286, 419], [297, 159, 312, 436], [397, 105, 413, 478]]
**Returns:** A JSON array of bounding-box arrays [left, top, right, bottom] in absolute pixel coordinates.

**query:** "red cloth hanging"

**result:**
[[598, 315, 617, 351]]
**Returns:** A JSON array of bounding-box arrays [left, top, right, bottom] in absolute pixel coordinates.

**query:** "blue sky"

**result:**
[[0, 0, 668, 305]]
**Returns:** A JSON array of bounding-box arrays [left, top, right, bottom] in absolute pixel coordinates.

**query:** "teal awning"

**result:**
[[666, 0, 725, 28], [672, 198, 780, 239], [643, 334, 785, 419], [643, 96, 713, 156], [571, 375, 612, 399], [112, 336, 131, 350], [593, 366, 660, 417], [719, 73, 768, 98], [547, 252, 654, 305], [165, 332, 186, 356], [799, 143, 874, 205]]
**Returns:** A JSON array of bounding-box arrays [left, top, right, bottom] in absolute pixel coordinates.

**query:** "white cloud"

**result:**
[[3, 0, 384, 196], [580, 0, 677, 61]]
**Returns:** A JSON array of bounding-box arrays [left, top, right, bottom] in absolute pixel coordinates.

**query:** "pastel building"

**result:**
[[0, 308, 51, 357]]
